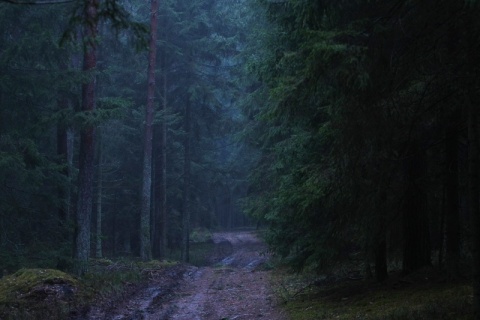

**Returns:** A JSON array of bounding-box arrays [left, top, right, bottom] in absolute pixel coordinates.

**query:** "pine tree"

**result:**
[[74, 0, 99, 275], [139, 0, 159, 261]]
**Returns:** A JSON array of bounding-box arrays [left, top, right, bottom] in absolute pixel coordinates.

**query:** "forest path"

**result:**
[[85, 231, 287, 320]]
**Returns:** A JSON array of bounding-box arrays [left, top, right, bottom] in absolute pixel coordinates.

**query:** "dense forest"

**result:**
[[0, 0, 252, 269], [2, 0, 480, 318]]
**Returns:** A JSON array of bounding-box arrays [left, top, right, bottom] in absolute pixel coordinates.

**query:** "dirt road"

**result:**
[[84, 231, 287, 320]]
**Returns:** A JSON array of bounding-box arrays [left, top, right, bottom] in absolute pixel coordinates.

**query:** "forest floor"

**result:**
[[271, 263, 473, 320], [82, 231, 288, 320], [2, 232, 472, 319]]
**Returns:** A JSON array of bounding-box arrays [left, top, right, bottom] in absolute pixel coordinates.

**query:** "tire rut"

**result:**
[[80, 231, 287, 320]]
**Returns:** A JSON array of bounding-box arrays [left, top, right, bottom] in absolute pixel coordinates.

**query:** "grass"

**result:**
[[272, 267, 473, 320]]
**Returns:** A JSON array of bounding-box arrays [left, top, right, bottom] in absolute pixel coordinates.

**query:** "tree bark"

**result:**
[[375, 233, 387, 282], [140, 0, 159, 261], [152, 50, 168, 259], [445, 115, 460, 276], [402, 140, 431, 274], [160, 63, 168, 258], [373, 183, 388, 282], [468, 94, 480, 318], [374, 200, 388, 282], [465, 9, 480, 318], [181, 98, 191, 263], [57, 97, 70, 224], [95, 127, 103, 259], [74, 0, 98, 276]]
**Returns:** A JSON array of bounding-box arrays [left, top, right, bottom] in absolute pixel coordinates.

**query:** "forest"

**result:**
[[1, 0, 480, 319]]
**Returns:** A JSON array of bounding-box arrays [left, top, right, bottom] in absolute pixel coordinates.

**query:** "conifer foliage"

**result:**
[[243, 0, 480, 315], [3, 0, 480, 316], [0, 0, 250, 273]]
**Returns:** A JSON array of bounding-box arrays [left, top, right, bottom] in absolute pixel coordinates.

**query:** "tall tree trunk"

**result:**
[[152, 53, 168, 258], [95, 128, 103, 259], [374, 232, 387, 282], [443, 1, 461, 277], [74, 0, 98, 275], [402, 140, 431, 274], [469, 94, 480, 320], [181, 98, 191, 263], [112, 192, 117, 256], [445, 115, 460, 276], [140, 0, 159, 261], [57, 97, 71, 224], [153, 18, 169, 259], [227, 187, 232, 230], [465, 9, 480, 318], [364, 239, 373, 280], [374, 189, 388, 282], [438, 185, 446, 269], [160, 62, 168, 258]]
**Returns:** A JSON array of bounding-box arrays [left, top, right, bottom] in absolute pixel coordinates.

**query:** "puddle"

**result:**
[[220, 256, 236, 266], [245, 258, 264, 271]]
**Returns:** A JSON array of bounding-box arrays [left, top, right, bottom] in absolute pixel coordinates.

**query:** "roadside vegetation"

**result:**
[[0, 259, 176, 320], [272, 263, 472, 320]]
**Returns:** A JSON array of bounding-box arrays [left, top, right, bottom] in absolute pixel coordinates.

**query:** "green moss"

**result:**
[[0, 260, 179, 319], [136, 259, 178, 269], [90, 258, 114, 266], [0, 268, 78, 304]]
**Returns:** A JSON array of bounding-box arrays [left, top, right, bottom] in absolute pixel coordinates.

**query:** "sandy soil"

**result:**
[[83, 231, 287, 320]]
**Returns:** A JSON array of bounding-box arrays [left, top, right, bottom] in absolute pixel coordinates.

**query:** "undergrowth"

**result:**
[[272, 267, 473, 320], [0, 259, 176, 320]]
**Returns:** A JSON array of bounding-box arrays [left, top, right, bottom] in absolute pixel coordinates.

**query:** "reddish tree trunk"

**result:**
[[74, 0, 98, 275], [140, 0, 159, 261]]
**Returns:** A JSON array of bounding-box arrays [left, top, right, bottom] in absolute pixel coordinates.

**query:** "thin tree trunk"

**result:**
[[438, 185, 445, 269], [402, 140, 431, 274], [364, 240, 373, 280], [140, 0, 159, 261], [57, 97, 70, 224], [374, 207, 388, 281], [57, 97, 73, 255], [161, 59, 168, 258], [112, 192, 117, 256], [181, 98, 191, 263], [152, 157, 158, 257], [74, 0, 98, 276], [444, 8, 461, 276], [465, 9, 480, 318], [152, 56, 168, 259], [468, 65, 480, 320], [469, 97, 480, 319], [95, 128, 103, 259], [66, 128, 74, 221], [227, 187, 232, 230], [375, 234, 387, 282], [445, 116, 460, 276]]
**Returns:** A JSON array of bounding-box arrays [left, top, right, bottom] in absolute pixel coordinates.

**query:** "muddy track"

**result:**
[[82, 231, 287, 320]]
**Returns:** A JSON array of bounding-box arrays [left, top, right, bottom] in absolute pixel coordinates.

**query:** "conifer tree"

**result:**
[[139, 0, 159, 261]]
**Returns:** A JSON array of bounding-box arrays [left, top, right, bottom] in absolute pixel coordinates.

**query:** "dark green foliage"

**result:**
[[241, 0, 480, 285], [0, 0, 253, 274]]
